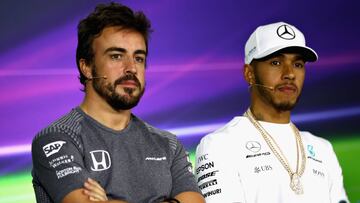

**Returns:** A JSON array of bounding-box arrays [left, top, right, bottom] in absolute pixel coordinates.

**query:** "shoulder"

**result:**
[[198, 116, 248, 150], [300, 131, 333, 149], [132, 115, 178, 152], [300, 131, 339, 163], [32, 108, 84, 149]]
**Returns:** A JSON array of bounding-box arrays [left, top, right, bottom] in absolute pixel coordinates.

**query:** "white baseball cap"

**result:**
[[244, 22, 318, 64]]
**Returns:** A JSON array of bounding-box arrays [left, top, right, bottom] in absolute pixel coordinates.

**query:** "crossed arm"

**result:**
[[62, 178, 205, 203], [62, 178, 126, 203]]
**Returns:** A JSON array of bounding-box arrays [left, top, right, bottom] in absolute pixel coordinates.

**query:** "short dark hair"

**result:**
[[76, 2, 152, 86]]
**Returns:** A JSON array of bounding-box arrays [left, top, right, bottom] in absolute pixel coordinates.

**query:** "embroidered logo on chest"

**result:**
[[89, 150, 111, 171], [145, 156, 167, 161]]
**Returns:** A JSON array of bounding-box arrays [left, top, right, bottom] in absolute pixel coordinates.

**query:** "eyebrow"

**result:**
[[104, 47, 147, 56]]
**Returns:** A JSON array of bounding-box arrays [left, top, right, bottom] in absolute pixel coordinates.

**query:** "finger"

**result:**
[[84, 181, 106, 197], [84, 188, 107, 201], [83, 183, 108, 201], [89, 196, 100, 202], [87, 178, 106, 192]]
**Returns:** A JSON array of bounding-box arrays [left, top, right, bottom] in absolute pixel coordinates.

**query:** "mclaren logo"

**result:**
[[277, 24, 296, 40], [246, 141, 261, 153], [89, 150, 111, 171]]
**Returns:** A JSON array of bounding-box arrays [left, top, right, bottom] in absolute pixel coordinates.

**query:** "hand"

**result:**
[[83, 178, 108, 201]]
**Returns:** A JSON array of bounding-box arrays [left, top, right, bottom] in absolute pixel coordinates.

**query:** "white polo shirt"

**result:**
[[195, 116, 349, 203]]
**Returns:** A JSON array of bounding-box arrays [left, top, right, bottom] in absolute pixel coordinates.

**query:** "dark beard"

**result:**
[[255, 77, 299, 112], [92, 68, 144, 111]]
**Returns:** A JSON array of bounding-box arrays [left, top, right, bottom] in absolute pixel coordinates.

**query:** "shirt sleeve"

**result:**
[[32, 132, 89, 203], [170, 138, 202, 197], [195, 135, 246, 203], [325, 141, 349, 203]]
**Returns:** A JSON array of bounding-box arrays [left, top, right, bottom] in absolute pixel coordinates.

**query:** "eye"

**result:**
[[110, 54, 123, 60], [134, 56, 145, 64], [270, 60, 281, 66], [294, 62, 304, 68]]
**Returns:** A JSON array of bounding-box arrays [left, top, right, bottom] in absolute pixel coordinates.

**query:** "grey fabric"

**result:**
[[32, 107, 200, 203]]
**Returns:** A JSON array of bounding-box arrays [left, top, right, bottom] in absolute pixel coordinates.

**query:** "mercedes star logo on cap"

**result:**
[[277, 24, 296, 40]]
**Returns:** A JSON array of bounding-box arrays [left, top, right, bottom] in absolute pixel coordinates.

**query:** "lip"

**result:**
[[119, 80, 139, 88], [277, 84, 297, 93]]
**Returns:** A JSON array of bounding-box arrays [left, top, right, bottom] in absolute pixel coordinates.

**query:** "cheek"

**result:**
[[296, 71, 305, 85], [260, 71, 281, 85], [138, 69, 145, 82]]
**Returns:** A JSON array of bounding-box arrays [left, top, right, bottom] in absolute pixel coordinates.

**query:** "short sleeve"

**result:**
[[195, 135, 246, 202], [32, 132, 89, 203], [170, 139, 202, 197]]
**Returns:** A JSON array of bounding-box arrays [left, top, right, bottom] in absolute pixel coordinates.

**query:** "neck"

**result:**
[[250, 100, 291, 124], [80, 87, 132, 131]]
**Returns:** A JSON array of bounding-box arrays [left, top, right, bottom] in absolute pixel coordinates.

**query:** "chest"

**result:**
[[237, 138, 331, 202], [80, 130, 173, 202]]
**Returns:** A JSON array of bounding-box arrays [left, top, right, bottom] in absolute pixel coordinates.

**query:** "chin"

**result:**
[[274, 101, 297, 111]]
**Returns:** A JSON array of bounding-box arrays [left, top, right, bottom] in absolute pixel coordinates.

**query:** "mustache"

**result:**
[[114, 74, 141, 88]]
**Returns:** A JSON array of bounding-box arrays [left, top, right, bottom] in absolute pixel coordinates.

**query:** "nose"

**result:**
[[282, 63, 295, 81], [123, 56, 137, 75]]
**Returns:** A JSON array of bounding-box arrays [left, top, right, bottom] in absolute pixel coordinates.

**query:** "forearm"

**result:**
[[174, 191, 205, 203], [62, 189, 129, 203]]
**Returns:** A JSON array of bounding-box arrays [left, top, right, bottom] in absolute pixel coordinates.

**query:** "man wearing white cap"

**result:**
[[195, 22, 349, 203]]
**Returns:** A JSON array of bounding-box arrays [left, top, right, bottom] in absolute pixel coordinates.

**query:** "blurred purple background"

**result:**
[[0, 0, 359, 177]]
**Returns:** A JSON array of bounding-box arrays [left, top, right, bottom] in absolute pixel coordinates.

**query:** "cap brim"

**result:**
[[254, 46, 318, 62]]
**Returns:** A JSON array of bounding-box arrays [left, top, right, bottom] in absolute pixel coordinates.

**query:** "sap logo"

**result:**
[[197, 154, 208, 164], [90, 150, 111, 171], [196, 161, 214, 174], [43, 141, 66, 157]]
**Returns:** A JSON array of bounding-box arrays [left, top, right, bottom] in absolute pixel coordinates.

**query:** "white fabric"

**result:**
[[195, 116, 349, 203], [244, 22, 318, 64]]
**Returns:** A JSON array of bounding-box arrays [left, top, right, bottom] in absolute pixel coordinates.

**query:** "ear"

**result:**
[[244, 64, 255, 85], [79, 59, 92, 80]]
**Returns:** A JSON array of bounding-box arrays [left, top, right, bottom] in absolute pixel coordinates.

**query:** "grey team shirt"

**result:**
[[32, 107, 200, 203]]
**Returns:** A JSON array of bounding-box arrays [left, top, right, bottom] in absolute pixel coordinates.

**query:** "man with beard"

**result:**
[[195, 22, 349, 202], [31, 3, 204, 203]]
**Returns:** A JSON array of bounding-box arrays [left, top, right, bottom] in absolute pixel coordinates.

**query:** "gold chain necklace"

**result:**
[[245, 108, 306, 195]]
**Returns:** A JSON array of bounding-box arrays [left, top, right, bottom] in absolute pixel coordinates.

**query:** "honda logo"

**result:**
[[89, 150, 111, 171]]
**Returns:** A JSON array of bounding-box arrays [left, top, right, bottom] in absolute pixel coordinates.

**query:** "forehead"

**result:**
[[92, 26, 146, 53]]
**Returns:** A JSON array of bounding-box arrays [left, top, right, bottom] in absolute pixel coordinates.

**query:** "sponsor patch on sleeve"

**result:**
[[56, 166, 82, 179], [42, 141, 66, 157], [48, 155, 74, 168]]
